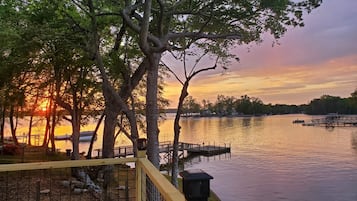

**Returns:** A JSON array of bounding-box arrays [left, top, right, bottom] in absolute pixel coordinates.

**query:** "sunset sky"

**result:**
[[163, 0, 357, 107]]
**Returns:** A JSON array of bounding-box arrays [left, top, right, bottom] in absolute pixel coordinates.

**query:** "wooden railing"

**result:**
[[0, 150, 185, 201]]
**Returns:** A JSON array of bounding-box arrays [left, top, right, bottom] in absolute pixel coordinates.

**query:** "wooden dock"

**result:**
[[310, 115, 357, 127], [94, 141, 231, 158], [186, 145, 231, 156]]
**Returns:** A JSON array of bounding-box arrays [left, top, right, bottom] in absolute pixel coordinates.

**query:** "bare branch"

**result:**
[[161, 61, 184, 85], [55, 98, 72, 113], [168, 32, 242, 41], [183, 49, 187, 78], [112, 23, 127, 53], [170, 42, 194, 51], [157, 0, 165, 37], [139, 0, 152, 54], [85, 0, 130, 116], [63, 11, 90, 33], [189, 56, 219, 80], [62, 115, 72, 123], [121, 2, 163, 49], [95, 12, 121, 17], [121, 3, 143, 33], [189, 50, 208, 76], [71, 0, 90, 16], [116, 121, 133, 141]]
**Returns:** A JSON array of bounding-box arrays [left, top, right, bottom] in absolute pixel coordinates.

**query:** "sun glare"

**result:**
[[39, 99, 49, 113]]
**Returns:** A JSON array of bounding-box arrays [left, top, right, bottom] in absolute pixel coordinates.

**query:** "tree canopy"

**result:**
[[180, 89, 357, 116], [0, 0, 322, 163]]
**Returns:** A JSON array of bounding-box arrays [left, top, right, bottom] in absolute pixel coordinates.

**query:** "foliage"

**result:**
[[182, 96, 201, 115], [0, 0, 323, 165], [184, 89, 357, 116], [305, 90, 357, 115]]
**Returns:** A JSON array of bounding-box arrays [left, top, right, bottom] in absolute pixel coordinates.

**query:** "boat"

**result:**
[[302, 122, 315, 126], [54, 134, 71, 140], [54, 131, 96, 142], [293, 119, 305, 124], [78, 131, 96, 142]]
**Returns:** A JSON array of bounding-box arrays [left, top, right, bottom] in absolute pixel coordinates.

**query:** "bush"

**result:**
[[2, 144, 21, 155]]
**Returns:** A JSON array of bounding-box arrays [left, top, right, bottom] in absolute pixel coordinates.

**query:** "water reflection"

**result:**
[[351, 131, 357, 153], [242, 117, 251, 128], [184, 153, 232, 168], [223, 117, 234, 128], [252, 116, 264, 128], [177, 115, 357, 201]]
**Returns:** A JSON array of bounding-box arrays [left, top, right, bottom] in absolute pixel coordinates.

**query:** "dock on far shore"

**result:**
[[186, 144, 231, 156], [302, 115, 357, 127], [94, 141, 231, 158]]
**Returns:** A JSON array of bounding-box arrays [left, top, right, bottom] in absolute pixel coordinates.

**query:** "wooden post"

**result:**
[[95, 149, 99, 158], [136, 138, 147, 201], [136, 150, 147, 201]]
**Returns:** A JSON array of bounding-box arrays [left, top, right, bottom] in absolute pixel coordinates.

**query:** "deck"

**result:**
[[187, 145, 231, 156], [94, 141, 231, 158], [310, 115, 357, 127]]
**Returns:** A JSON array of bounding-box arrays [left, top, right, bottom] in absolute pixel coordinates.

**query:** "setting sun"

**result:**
[[38, 99, 49, 113]]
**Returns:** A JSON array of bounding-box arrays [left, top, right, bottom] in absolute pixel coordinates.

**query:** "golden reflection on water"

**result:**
[[5, 114, 356, 160], [5, 116, 133, 152]]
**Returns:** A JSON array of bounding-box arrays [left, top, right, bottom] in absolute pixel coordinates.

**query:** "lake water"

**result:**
[[169, 114, 357, 201], [5, 114, 357, 201]]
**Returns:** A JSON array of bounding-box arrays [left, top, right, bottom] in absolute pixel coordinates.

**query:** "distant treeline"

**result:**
[[171, 89, 357, 116]]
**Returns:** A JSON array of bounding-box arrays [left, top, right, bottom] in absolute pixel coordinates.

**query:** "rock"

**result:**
[[71, 180, 85, 188], [73, 188, 88, 194], [40, 189, 50, 194]]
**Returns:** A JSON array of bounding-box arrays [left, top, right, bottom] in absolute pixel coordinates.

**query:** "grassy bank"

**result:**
[[0, 146, 68, 164]]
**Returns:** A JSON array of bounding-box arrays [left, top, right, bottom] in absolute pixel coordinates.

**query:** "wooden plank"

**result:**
[[0, 158, 137, 172]]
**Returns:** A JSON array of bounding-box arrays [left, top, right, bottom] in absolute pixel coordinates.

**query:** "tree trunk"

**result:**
[[102, 107, 117, 158], [28, 91, 39, 146], [9, 106, 18, 145], [50, 99, 57, 152], [127, 110, 139, 156], [87, 113, 105, 159], [171, 82, 189, 187], [0, 106, 5, 144], [42, 99, 52, 148], [28, 115, 33, 146], [71, 115, 81, 160], [101, 107, 117, 201], [146, 54, 161, 168]]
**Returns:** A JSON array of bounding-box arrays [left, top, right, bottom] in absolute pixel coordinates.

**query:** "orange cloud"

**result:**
[[164, 54, 357, 107]]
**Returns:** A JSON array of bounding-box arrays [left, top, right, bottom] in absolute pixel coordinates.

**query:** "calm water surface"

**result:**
[[6, 114, 357, 201], [166, 114, 357, 201]]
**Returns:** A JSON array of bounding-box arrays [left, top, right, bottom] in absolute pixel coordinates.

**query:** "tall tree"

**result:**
[[121, 0, 322, 170], [163, 50, 219, 187]]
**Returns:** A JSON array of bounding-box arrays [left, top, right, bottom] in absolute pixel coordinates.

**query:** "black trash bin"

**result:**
[[180, 169, 213, 201]]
